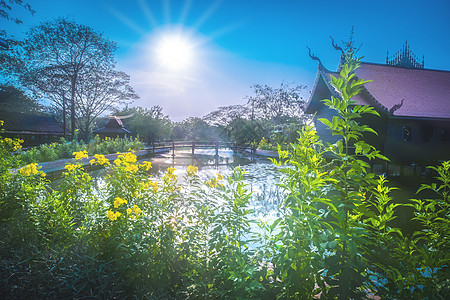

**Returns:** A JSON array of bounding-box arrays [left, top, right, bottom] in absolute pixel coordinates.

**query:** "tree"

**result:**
[[76, 63, 138, 138], [117, 106, 172, 143], [21, 18, 135, 136], [202, 104, 250, 127], [246, 82, 307, 123], [0, 1, 34, 83], [0, 84, 42, 113], [173, 117, 221, 142], [226, 118, 267, 145], [0, 0, 34, 25]]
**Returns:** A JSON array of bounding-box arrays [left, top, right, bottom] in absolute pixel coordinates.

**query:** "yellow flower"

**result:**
[[123, 152, 137, 163], [187, 165, 198, 176], [127, 208, 132, 214], [140, 161, 152, 171], [19, 163, 39, 176], [163, 167, 177, 182], [89, 159, 96, 165], [113, 197, 127, 208], [206, 179, 219, 188], [107, 209, 121, 221], [94, 154, 110, 166], [142, 180, 159, 192], [73, 150, 88, 160], [64, 163, 81, 172], [124, 163, 138, 173], [133, 205, 141, 215], [216, 173, 224, 181], [0, 120, 3, 126]]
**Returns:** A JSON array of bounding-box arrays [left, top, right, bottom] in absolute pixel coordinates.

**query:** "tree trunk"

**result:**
[[70, 75, 77, 136]]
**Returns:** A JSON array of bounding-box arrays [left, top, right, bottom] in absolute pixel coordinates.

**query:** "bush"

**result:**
[[20, 135, 144, 165]]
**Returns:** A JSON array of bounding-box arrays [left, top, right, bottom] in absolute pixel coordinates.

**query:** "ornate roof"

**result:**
[[93, 117, 131, 134], [305, 62, 450, 120], [386, 41, 424, 69]]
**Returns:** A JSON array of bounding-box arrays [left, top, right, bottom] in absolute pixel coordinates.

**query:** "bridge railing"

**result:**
[[148, 141, 253, 154]]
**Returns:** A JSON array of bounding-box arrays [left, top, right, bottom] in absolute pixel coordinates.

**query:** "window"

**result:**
[[402, 126, 412, 141]]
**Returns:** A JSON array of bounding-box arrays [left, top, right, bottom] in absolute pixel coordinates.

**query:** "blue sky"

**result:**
[[4, 0, 450, 121]]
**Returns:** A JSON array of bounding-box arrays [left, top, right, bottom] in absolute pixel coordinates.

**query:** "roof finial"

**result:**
[[331, 35, 345, 71], [307, 45, 324, 69], [330, 35, 344, 54]]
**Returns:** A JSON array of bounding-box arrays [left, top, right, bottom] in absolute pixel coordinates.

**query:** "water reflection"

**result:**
[[147, 149, 284, 222]]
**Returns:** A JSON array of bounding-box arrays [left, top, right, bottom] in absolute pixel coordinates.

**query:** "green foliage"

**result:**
[[269, 60, 448, 299], [226, 118, 267, 145], [116, 106, 173, 143], [20, 135, 144, 165], [173, 116, 223, 142]]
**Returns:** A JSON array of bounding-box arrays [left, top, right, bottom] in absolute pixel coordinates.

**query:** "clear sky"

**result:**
[[4, 0, 450, 121]]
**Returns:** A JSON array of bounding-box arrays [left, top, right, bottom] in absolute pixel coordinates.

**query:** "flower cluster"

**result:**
[[187, 165, 198, 176], [140, 161, 152, 171], [1, 137, 23, 151], [206, 173, 224, 188], [89, 154, 110, 166], [126, 204, 142, 219], [114, 152, 141, 173], [64, 163, 82, 172], [164, 167, 177, 182], [113, 197, 127, 208], [114, 152, 137, 166], [142, 179, 159, 192], [19, 163, 41, 177], [73, 150, 89, 160], [107, 209, 121, 221]]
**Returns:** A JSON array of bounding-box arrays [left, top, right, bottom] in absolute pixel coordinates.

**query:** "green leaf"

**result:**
[[318, 118, 332, 128]]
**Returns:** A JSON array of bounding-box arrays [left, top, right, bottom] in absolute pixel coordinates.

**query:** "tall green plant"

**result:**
[[270, 60, 414, 298]]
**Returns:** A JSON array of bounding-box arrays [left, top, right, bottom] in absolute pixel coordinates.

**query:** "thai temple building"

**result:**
[[305, 41, 450, 175]]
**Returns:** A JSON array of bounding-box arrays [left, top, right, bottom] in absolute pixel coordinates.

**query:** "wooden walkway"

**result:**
[[149, 141, 249, 156]]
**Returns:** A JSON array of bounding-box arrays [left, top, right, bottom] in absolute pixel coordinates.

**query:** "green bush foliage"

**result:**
[[1, 61, 448, 299], [20, 134, 144, 165]]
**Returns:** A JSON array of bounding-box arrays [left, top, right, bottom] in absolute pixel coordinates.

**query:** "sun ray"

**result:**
[[107, 6, 147, 35], [192, 0, 223, 29], [163, 0, 171, 23], [138, 0, 158, 27], [178, 0, 192, 24]]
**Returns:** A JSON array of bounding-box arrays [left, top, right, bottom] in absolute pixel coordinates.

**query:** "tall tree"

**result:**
[[246, 82, 307, 123], [202, 104, 250, 127], [21, 18, 134, 136], [0, 84, 42, 113], [76, 61, 138, 138], [0, 1, 34, 82]]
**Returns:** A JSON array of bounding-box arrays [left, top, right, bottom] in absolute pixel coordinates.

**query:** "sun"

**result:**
[[156, 34, 194, 71]]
